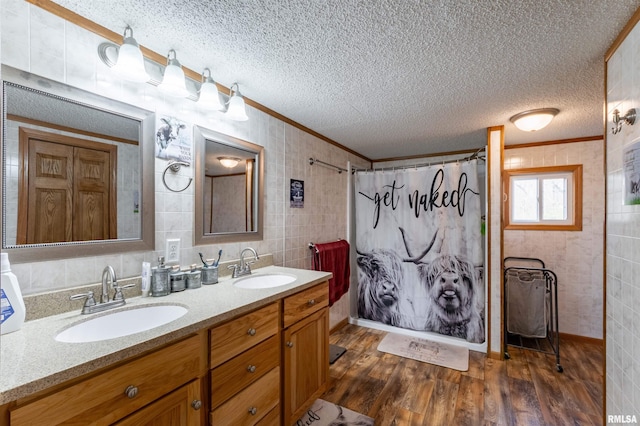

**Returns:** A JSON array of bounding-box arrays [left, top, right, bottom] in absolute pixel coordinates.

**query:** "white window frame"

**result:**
[[504, 165, 582, 231]]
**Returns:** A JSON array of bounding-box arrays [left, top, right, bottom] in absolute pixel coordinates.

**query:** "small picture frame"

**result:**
[[623, 139, 640, 205], [290, 179, 304, 208]]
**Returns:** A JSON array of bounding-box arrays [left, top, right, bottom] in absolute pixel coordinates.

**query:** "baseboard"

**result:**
[[487, 351, 503, 360], [559, 332, 603, 346], [330, 318, 349, 334]]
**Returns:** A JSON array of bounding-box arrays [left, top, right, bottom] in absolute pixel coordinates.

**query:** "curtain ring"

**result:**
[[162, 161, 192, 192]]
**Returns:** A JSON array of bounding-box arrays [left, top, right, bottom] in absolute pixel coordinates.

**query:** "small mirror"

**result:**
[[1, 66, 155, 262], [194, 126, 264, 244]]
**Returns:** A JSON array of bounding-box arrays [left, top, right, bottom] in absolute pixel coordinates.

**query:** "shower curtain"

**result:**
[[355, 160, 484, 343]]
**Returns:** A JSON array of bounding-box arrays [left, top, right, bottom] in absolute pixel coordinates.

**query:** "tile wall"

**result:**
[[503, 139, 605, 339], [0, 0, 369, 329], [606, 17, 640, 418]]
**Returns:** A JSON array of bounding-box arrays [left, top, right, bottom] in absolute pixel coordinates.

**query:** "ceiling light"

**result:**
[[218, 157, 240, 168], [109, 26, 150, 83], [198, 68, 223, 110], [226, 83, 249, 121], [158, 49, 189, 98], [509, 108, 559, 132]]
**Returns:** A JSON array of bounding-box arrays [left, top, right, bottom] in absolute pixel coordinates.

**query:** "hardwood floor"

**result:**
[[323, 325, 603, 425]]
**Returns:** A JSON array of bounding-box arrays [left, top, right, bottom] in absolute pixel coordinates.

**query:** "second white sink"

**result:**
[[55, 304, 188, 343], [233, 273, 297, 289]]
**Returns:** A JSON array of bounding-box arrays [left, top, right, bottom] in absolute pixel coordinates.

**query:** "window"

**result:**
[[504, 165, 582, 231]]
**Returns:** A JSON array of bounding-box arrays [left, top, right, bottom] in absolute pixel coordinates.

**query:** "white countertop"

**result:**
[[0, 265, 332, 404]]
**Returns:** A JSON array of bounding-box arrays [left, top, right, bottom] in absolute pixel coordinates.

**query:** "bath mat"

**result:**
[[377, 332, 469, 371], [295, 399, 374, 425]]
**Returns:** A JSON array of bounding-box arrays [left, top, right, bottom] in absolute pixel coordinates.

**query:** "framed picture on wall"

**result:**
[[290, 179, 304, 208], [155, 114, 192, 163], [623, 139, 640, 205]]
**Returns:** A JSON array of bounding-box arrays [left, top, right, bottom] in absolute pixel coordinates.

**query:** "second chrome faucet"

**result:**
[[229, 247, 259, 278]]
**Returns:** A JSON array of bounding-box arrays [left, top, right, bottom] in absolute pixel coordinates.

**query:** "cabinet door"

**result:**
[[282, 307, 329, 424], [10, 336, 201, 426], [114, 379, 203, 426]]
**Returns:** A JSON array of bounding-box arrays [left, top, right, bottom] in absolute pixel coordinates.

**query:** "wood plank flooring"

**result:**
[[323, 325, 603, 426]]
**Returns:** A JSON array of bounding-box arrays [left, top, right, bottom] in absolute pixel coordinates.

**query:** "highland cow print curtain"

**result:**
[[355, 160, 485, 343]]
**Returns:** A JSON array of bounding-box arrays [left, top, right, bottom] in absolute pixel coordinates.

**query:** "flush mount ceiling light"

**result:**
[[197, 68, 223, 110], [158, 49, 189, 98], [226, 83, 249, 121], [510, 108, 559, 132], [218, 157, 240, 168], [101, 26, 150, 83]]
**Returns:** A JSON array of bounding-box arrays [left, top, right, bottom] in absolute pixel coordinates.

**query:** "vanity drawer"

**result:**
[[210, 334, 280, 408], [283, 282, 329, 327], [210, 366, 280, 426], [210, 302, 279, 368], [10, 335, 201, 426]]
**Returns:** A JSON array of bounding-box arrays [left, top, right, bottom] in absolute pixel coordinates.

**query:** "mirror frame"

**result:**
[[194, 125, 264, 245], [1, 65, 155, 262]]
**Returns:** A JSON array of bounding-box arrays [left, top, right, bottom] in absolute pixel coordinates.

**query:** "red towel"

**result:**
[[312, 240, 350, 306]]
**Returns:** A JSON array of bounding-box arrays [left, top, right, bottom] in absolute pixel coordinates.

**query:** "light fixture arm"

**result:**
[[202, 68, 213, 83], [612, 108, 636, 134], [227, 82, 241, 103], [166, 49, 178, 65], [123, 26, 134, 40]]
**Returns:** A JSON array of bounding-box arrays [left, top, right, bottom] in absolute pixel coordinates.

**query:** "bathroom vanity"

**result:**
[[0, 265, 331, 426]]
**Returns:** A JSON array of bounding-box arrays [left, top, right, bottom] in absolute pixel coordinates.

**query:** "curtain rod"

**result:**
[[308, 157, 348, 173], [351, 148, 486, 173]]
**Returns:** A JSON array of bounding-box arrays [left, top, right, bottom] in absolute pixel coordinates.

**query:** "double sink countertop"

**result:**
[[0, 265, 332, 404]]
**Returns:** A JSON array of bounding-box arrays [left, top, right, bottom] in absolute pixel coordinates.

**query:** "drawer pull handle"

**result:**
[[124, 385, 139, 399], [247, 328, 257, 336], [308, 299, 316, 306], [248, 407, 258, 416], [191, 400, 202, 410], [247, 365, 257, 373], [286, 341, 294, 348]]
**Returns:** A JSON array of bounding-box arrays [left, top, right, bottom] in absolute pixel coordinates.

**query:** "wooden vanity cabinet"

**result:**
[[282, 282, 330, 425], [209, 302, 281, 425], [9, 334, 203, 426], [4, 279, 331, 426]]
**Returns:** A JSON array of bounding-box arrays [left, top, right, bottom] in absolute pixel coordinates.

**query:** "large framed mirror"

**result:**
[[1, 66, 155, 262], [194, 125, 264, 245]]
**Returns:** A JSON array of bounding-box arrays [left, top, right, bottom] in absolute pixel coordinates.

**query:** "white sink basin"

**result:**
[[233, 273, 297, 289], [55, 304, 188, 343]]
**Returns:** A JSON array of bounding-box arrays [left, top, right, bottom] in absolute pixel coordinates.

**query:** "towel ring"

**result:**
[[162, 161, 193, 193]]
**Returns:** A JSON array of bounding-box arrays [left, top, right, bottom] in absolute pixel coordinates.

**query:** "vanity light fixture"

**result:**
[[611, 108, 636, 134], [197, 68, 223, 110], [218, 157, 240, 168], [226, 83, 249, 121], [158, 49, 190, 98], [107, 26, 150, 83], [510, 108, 559, 132]]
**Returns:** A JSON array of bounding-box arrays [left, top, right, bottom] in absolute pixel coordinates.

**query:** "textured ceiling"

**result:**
[[53, 0, 640, 160]]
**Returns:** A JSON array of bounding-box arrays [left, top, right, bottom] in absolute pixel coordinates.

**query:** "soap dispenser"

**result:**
[[1, 253, 26, 335], [151, 256, 170, 297]]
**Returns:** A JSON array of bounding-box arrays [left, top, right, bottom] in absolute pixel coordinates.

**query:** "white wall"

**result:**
[[606, 17, 640, 418], [503, 139, 605, 339], [0, 0, 369, 329]]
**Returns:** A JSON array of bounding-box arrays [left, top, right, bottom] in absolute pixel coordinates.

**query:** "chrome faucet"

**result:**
[[70, 265, 136, 314], [229, 247, 259, 278], [101, 265, 116, 303]]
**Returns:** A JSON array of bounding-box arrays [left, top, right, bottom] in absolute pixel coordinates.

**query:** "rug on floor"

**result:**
[[377, 332, 469, 371], [295, 399, 374, 425]]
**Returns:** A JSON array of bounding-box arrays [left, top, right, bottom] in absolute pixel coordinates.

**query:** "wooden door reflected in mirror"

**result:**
[[18, 128, 117, 244]]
